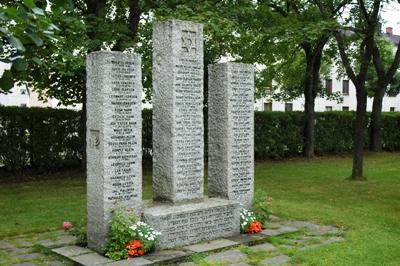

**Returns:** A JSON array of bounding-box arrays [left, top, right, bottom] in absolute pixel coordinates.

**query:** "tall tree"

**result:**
[[232, 1, 348, 158], [314, 0, 381, 180], [269, 1, 330, 158], [369, 30, 400, 151]]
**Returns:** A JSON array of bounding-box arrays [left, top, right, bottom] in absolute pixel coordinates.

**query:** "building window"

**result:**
[[342, 106, 349, 111], [390, 107, 395, 112], [285, 103, 293, 112], [20, 89, 26, 95], [342, 80, 349, 95], [20, 104, 27, 107], [264, 102, 272, 111], [325, 106, 333, 111], [325, 79, 333, 94]]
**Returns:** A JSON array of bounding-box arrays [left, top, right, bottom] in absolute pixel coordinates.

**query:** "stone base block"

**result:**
[[143, 198, 240, 249]]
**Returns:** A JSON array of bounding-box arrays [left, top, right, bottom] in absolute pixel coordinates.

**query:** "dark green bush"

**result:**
[[381, 113, 400, 151], [254, 111, 400, 159], [315, 112, 358, 154], [1, 106, 399, 172], [254, 111, 304, 159], [0, 106, 82, 172]]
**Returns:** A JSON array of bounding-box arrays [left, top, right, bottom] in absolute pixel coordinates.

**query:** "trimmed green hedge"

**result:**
[[1, 106, 399, 172], [0, 106, 82, 172]]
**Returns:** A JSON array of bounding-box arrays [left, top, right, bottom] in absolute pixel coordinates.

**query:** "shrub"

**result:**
[[67, 220, 87, 247], [253, 189, 271, 226], [1, 106, 400, 173], [104, 209, 137, 260], [0, 106, 82, 172]]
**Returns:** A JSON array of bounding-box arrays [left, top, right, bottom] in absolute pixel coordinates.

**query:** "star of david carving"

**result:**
[[181, 30, 197, 54]]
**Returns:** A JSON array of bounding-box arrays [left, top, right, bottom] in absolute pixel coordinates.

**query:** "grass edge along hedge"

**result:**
[[1, 106, 399, 172]]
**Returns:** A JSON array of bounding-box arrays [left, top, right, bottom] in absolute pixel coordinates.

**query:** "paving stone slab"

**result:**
[[280, 245, 295, 250], [39, 236, 76, 248], [69, 252, 113, 265], [282, 221, 320, 231], [17, 252, 43, 260], [45, 260, 66, 266], [249, 243, 277, 252], [0, 240, 16, 249], [205, 250, 247, 264], [309, 225, 341, 236], [14, 239, 34, 248], [227, 233, 265, 245], [184, 239, 237, 253], [38, 240, 58, 248], [268, 215, 282, 222], [299, 237, 345, 250], [261, 255, 290, 265], [104, 257, 153, 266], [7, 247, 33, 255], [55, 235, 76, 244], [143, 249, 191, 264], [52, 245, 93, 258], [267, 223, 281, 229], [260, 226, 298, 236]]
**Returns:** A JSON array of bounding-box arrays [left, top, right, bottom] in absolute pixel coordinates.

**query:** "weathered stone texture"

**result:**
[[86, 51, 142, 252], [208, 63, 254, 208], [152, 20, 204, 202], [143, 198, 240, 249]]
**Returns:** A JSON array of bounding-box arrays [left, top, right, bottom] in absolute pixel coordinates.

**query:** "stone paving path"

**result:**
[[0, 217, 345, 266]]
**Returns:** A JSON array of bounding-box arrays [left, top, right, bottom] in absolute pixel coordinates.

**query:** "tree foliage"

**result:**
[[0, 0, 59, 92]]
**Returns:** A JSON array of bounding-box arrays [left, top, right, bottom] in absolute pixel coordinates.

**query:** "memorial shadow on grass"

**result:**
[[0, 152, 399, 265]]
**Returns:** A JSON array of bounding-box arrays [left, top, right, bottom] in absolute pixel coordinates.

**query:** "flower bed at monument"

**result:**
[[240, 209, 263, 234], [104, 210, 161, 260], [128, 221, 161, 257]]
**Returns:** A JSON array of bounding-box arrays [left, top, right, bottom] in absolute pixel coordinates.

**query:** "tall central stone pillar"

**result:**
[[152, 20, 204, 202]]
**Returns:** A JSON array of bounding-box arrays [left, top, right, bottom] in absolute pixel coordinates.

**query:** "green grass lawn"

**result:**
[[1, 152, 399, 265]]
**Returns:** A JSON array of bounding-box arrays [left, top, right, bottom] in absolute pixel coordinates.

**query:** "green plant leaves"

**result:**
[[32, 7, 45, 16], [12, 58, 28, 71], [8, 36, 26, 51], [26, 32, 44, 46], [0, 70, 15, 92], [23, 0, 37, 9]]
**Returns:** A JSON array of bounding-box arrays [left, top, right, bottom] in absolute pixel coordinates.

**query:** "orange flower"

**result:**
[[247, 220, 262, 234], [126, 240, 142, 249], [126, 239, 145, 257], [128, 249, 137, 256]]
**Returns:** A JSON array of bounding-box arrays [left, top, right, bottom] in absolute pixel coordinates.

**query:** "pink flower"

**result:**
[[63, 221, 73, 230]]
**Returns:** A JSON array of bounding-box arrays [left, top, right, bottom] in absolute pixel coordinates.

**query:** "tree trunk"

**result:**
[[369, 84, 385, 152], [352, 89, 367, 180], [303, 49, 322, 158], [303, 63, 315, 158]]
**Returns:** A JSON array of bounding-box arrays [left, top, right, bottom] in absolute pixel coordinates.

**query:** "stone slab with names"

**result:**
[[143, 198, 240, 249], [208, 63, 254, 208], [152, 19, 204, 203], [86, 51, 142, 252]]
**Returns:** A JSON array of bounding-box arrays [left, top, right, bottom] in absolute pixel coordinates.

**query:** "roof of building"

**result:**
[[386, 33, 400, 45]]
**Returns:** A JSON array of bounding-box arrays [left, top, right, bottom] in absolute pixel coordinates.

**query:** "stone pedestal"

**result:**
[[143, 198, 240, 249], [208, 63, 254, 208], [152, 20, 204, 203], [86, 51, 142, 252]]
